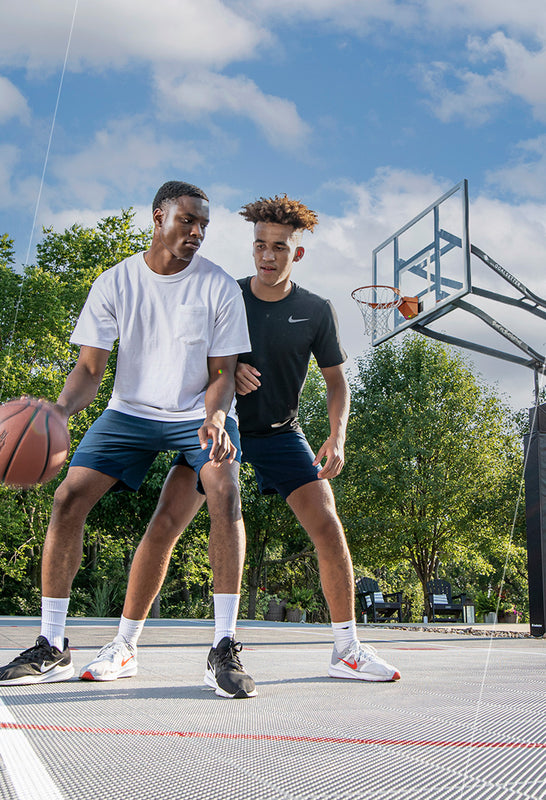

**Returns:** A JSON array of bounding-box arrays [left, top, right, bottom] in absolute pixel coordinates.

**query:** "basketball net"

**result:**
[[351, 285, 403, 339]]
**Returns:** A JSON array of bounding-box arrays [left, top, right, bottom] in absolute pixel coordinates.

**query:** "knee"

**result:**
[[206, 476, 242, 522], [311, 518, 347, 553], [52, 478, 89, 518], [146, 505, 184, 543]]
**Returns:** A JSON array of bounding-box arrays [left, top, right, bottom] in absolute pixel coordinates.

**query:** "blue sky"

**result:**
[[2, 0, 546, 409]]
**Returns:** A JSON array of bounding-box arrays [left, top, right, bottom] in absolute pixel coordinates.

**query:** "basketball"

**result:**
[[0, 397, 70, 488]]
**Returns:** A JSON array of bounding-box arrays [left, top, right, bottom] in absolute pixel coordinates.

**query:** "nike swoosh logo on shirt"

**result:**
[[288, 316, 309, 323]]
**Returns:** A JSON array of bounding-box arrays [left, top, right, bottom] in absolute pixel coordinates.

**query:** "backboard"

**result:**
[[370, 179, 471, 346]]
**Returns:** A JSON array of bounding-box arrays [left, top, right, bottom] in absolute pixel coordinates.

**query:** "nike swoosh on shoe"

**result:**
[[340, 658, 359, 670], [40, 659, 63, 673]]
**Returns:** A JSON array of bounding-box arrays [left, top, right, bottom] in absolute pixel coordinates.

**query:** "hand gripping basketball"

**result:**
[[0, 397, 70, 488]]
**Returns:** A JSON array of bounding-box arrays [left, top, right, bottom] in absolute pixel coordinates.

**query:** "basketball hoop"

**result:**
[[351, 285, 401, 338]]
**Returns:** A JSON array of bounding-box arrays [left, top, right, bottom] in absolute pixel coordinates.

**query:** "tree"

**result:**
[[0, 212, 156, 614], [341, 335, 525, 616]]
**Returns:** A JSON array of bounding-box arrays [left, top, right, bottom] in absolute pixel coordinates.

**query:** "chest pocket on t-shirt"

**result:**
[[176, 306, 208, 343]]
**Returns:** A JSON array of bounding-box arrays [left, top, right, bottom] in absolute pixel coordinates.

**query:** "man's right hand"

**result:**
[[235, 363, 261, 396]]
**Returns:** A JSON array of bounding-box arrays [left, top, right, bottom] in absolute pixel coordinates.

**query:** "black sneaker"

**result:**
[[204, 636, 257, 698], [0, 636, 74, 685]]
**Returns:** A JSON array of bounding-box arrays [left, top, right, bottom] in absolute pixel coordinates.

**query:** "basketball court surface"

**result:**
[[0, 617, 544, 800]]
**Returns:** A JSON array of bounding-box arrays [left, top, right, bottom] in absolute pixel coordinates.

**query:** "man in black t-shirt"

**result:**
[[236, 195, 400, 682]]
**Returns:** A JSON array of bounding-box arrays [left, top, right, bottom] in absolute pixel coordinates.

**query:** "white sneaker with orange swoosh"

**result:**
[[328, 641, 401, 682], [79, 638, 137, 681]]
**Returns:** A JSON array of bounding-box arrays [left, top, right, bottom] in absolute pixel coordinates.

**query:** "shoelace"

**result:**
[[13, 638, 53, 664], [216, 640, 244, 671], [97, 641, 127, 662], [343, 641, 378, 663]]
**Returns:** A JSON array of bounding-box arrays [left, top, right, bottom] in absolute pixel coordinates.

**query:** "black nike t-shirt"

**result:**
[[236, 277, 347, 437]]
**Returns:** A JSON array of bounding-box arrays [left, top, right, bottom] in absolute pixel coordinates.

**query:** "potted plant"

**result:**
[[498, 605, 520, 623], [285, 587, 318, 623], [473, 591, 498, 622], [264, 594, 287, 621]]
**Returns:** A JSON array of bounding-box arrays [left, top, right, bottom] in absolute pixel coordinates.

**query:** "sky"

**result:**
[[2, 0, 546, 411]]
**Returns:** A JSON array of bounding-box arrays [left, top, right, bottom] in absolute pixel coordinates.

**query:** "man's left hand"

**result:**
[[198, 418, 237, 466], [313, 436, 345, 480]]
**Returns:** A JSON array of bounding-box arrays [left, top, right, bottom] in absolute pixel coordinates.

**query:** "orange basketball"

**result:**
[[0, 397, 70, 488]]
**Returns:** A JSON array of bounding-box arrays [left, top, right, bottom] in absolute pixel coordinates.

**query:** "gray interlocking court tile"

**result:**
[[0, 618, 544, 800]]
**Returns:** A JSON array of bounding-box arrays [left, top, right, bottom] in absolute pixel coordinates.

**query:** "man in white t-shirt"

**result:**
[[0, 181, 256, 699]]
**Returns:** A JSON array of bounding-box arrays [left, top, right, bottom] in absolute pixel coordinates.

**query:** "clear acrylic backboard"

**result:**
[[371, 179, 471, 346]]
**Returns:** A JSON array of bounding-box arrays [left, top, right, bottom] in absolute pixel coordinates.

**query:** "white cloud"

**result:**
[[487, 135, 546, 200], [0, 77, 30, 125], [155, 71, 310, 151], [476, 33, 546, 120], [47, 117, 205, 208], [0, 0, 269, 73], [0, 145, 22, 209], [199, 205, 250, 276], [420, 0, 546, 41], [421, 32, 546, 125], [420, 60, 505, 125], [237, 0, 418, 30], [240, 0, 546, 42]]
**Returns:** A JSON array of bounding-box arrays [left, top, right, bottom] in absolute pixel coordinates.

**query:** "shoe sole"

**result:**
[[328, 665, 401, 682], [79, 664, 138, 681], [204, 669, 257, 699], [0, 663, 75, 686]]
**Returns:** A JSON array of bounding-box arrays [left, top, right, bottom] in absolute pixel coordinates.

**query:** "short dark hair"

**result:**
[[239, 194, 318, 232], [152, 181, 209, 212]]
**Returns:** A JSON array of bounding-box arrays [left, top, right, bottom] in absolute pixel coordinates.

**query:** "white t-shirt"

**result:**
[[70, 252, 251, 421]]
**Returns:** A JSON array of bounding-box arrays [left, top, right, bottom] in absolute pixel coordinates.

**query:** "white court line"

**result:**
[[0, 697, 64, 800]]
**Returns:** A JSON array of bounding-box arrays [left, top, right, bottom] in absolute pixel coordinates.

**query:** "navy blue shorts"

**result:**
[[240, 430, 319, 500], [70, 409, 241, 494]]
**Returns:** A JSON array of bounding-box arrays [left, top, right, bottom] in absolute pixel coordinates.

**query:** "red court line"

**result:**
[[1, 722, 544, 750]]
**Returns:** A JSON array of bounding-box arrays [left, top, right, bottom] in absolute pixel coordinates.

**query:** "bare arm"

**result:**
[[199, 354, 239, 465], [54, 345, 111, 420], [313, 363, 350, 480]]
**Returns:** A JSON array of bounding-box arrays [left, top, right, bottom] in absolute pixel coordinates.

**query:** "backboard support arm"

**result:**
[[405, 239, 546, 374], [413, 324, 541, 370]]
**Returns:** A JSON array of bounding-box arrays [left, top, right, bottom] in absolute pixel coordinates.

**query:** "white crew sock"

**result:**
[[213, 594, 240, 647], [115, 615, 146, 649], [332, 619, 358, 654], [41, 596, 70, 651]]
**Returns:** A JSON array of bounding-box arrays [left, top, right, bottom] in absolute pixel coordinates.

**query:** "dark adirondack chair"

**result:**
[[355, 577, 403, 623], [426, 579, 466, 622]]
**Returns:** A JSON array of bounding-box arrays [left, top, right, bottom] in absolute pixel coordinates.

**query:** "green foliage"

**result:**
[[286, 586, 319, 612], [0, 213, 157, 616], [473, 590, 499, 618], [341, 335, 526, 615]]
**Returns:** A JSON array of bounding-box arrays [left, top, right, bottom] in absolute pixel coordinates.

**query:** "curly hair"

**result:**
[[239, 194, 318, 232], [152, 181, 208, 212]]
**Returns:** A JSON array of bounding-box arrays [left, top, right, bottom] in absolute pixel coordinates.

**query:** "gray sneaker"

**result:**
[[328, 640, 401, 682], [79, 638, 137, 681]]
